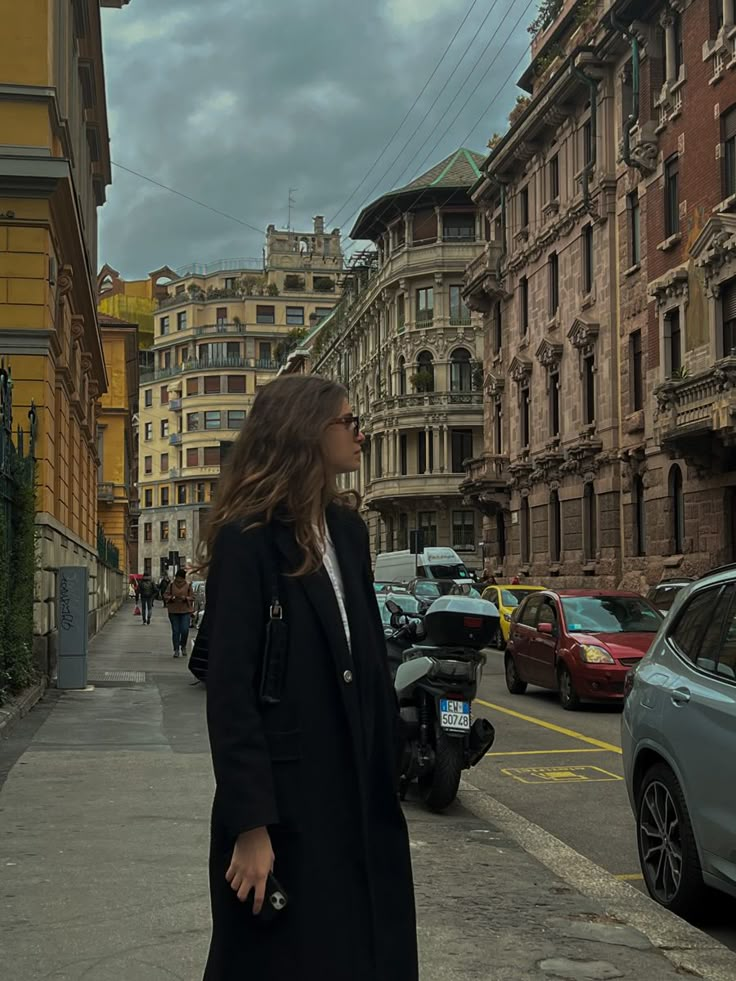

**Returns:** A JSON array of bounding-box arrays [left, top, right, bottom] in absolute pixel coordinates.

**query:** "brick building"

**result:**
[[464, 0, 736, 587]]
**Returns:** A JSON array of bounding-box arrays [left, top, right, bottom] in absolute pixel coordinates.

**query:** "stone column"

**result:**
[[424, 427, 431, 474], [725, 0, 734, 28], [432, 428, 441, 474], [382, 432, 388, 477], [665, 16, 677, 82]]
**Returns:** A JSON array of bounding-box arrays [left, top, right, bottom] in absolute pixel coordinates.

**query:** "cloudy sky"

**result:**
[[99, 0, 533, 279]]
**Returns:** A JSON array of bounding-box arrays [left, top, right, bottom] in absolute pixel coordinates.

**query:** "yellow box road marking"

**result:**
[[476, 698, 623, 755], [614, 873, 644, 881], [487, 748, 607, 757], [501, 765, 623, 784]]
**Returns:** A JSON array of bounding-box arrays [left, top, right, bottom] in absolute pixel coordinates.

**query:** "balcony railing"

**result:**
[[463, 241, 505, 305], [141, 356, 283, 382], [169, 468, 181, 479], [169, 398, 182, 411], [97, 481, 115, 502], [169, 433, 183, 446], [655, 357, 736, 444], [372, 391, 483, 415], [460, 453, 511, 513]]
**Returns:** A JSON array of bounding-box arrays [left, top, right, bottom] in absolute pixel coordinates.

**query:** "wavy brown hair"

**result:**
[[197, 374, 358, 577]]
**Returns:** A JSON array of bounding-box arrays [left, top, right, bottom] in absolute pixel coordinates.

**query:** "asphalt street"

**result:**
[[471, 646, 736, 952]]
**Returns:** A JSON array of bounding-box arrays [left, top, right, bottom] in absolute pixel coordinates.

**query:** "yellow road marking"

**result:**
[[501, 765, 623, 784], [614, 873, 644, 881], [487, 748, 607, 757], [475, 698, 623, 755]]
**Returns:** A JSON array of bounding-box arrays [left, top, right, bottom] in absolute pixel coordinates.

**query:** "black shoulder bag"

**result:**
[[188, 532, 288, 704]]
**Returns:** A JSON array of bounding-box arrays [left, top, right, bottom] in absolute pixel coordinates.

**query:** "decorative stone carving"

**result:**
[[648, 267, 689, 307], [692, 215, 736, 297], [629, 120, 659, 173], [485, 372, 505, 398], [57, 264, 74, 297], [535, 338, 563, 368], [567, 318, 600, 351], [80, 353, 93, 376], [70, 315, 85, 341], [509, 355, 532, 384]]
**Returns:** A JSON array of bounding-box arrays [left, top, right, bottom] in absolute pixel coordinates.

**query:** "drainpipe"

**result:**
[[611, 11, 640, 171], [571, 54, 598, 215]]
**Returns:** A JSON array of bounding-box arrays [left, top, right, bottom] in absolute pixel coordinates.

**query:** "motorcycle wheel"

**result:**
[[419, 729, 464, 813]]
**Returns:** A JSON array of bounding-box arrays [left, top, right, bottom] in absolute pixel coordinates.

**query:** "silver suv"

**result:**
[[622, 564, 736, 918]]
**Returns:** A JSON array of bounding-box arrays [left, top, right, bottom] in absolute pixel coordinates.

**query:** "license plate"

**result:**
[[439, 699, 470, 732]]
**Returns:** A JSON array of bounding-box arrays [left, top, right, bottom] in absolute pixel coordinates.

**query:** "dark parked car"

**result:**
[[647, 578, 694, 616], [505, 590, 663, 710]]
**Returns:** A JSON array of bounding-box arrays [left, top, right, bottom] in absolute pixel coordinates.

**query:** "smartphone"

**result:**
[[250, 873, 289, 925]]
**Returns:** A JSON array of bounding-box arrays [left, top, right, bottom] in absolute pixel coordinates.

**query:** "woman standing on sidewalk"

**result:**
[[198, 375, 417, 981], [164, 569, 193, 658]]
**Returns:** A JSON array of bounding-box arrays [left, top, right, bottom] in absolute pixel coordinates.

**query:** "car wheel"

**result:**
[[505, 653, 527, 695], [637, 763, 708, 919], [492, 625, 505, 651], [557, 665, 580, 711]]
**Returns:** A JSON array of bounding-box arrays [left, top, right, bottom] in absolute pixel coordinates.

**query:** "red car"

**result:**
[[505, 590, 663, 710]]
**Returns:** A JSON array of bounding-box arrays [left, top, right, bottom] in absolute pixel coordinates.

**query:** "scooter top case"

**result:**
[[423, 596, 499, 650]]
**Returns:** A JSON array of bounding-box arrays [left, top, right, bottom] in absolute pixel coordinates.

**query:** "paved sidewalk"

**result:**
[[0, 602, 725, 979]]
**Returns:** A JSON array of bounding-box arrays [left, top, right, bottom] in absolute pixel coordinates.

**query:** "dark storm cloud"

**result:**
[[99, 0, 530, 278]]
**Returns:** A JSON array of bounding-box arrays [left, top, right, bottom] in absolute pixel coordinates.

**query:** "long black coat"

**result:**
[[203, 504, 418, 981]]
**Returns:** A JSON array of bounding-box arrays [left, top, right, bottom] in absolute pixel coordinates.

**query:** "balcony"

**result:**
[[169, 398, 182, 411], [169, 433, 183, 446], [141, 356, 283, 382], [97, 481, 115, 502], [462, 242, 505, 311], [371, 391, 483, 423], [169, 468, 181, 479], [460, 454, 511, 514], [654, 357, 736, 458], [364, 472, 468, 512]]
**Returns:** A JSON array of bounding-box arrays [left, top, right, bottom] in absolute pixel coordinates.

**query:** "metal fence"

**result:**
[[97, 522, 120, 570], [0, 362, 36, 598]]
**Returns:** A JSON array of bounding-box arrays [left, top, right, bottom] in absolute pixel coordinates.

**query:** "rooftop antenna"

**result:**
[[287, 188, 297, 231]]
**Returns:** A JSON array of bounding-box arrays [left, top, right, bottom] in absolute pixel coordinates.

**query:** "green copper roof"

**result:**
[[402, 148, 485, 193]]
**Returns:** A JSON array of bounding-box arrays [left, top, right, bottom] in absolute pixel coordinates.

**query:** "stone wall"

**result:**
[[34, 512, 126, 679]]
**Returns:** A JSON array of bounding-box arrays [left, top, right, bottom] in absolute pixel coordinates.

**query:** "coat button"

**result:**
[[343, 669, 353, 684]]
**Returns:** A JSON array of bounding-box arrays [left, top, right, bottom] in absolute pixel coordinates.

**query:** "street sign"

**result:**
[[57, 566, 89, 690]]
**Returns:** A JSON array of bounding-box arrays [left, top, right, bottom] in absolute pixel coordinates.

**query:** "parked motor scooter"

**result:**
[[386, 595, 498, 812]]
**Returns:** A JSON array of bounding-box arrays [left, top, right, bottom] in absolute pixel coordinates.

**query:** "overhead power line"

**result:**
[[110, 161, 264, 235], [326, 0, 483, 229]]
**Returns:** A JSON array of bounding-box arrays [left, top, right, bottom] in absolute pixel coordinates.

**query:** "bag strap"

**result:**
[[260, 525, 288, 705]]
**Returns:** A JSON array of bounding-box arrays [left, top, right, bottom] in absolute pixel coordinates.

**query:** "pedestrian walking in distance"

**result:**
[[199, 375, 418, 981], [158, 571, 172, 606], [138, 573, 156, 625], [164, 569, 194, 658]]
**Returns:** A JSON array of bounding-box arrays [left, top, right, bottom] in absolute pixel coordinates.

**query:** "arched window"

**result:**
[[415, 351, 434, 393], [583, 482, 597, 562], [450, 347, 472, 393], [520, 497, 531, 565], [550, 491, 562, 563], [670, 465, 685, 554], [633, 475, 646, 557], [398, 357, 407, 396]]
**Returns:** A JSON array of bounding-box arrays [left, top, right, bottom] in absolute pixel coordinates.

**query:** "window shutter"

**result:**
[[723, 279, 736, 321], [724, 107, 736, 142]]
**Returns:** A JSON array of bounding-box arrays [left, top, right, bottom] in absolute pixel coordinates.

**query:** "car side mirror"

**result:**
[[386, 600, 403, 615], [538, 622, 557, 637]]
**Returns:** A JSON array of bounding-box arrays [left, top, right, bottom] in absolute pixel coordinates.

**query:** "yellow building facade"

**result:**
[[137, 218, 342, 575], [98, 313, 138, 576], [97, 264, 177, 351], [0, 0, 130, 671]]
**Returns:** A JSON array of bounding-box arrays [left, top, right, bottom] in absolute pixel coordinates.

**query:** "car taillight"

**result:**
[[463, 616, 483, 628], [623, 667, 636, 700]]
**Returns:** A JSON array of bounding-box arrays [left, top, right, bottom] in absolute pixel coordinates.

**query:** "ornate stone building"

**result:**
[[137, 219, 341, 576], [465, 0, 736, 588], [312, 149, 487, 567]]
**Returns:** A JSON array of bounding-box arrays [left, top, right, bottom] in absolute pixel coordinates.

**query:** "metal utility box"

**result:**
[[57, 566, 89, 689]]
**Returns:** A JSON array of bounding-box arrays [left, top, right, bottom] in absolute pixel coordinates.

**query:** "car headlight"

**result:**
[[579, 645, 615, 664]]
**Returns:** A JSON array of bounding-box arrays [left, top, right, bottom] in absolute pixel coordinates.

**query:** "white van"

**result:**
[[374, 547, 472, 585]]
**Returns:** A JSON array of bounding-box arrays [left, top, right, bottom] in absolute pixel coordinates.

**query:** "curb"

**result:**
[[0, 678, 48, 740], [459, 777, 736, 980]]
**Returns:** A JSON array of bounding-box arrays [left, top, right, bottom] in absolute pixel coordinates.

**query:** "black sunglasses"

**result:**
[[331, 414, 361, 436]]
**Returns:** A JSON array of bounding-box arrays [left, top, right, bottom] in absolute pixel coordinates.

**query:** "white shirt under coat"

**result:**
[[316, 524, 352, 653]]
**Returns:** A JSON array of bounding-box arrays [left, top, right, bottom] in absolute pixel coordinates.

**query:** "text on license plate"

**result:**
[[439, 699, 470, 732]]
